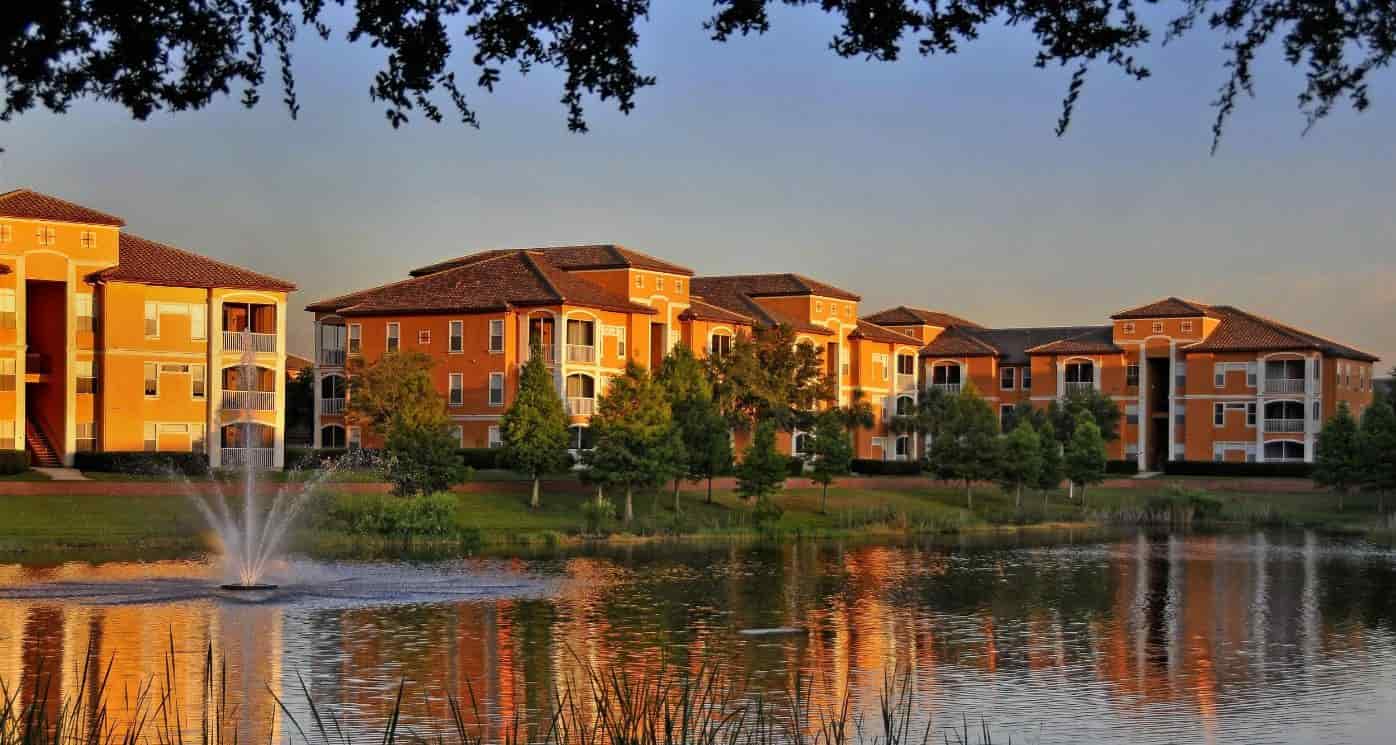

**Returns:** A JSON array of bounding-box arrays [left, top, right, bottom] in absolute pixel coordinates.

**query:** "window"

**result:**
[[76, 294, 95, 332], [69, 422, 95, 452], [1214, 365, 1226, 388], [320, 425, 346, 448], [449, 373, 464, 405], [488, 426, 503, 449], [897, 354, 915, 376], [815, 301, 823, 313], [1313, 401, 1322, 421], [615, 327, 627, 358], [0, 422, 14, 450], [896, 395, 915, 417], [144, 302, 159, 337], [931, 364, 961, 386], [1264, 441, 1304, 462], [1181, 320, 1194, 333], [894, 436, 911, 459], [489, 319, 504, 352], [1126, 403, 1139, 424], [710, 333, 732, 359], [1123, 322, 1135, 334], [844, 305, 852, 318], [78, 230, 96, 249], [0, 359, 14, 391], [1247, 402, 1257, 427], [0, 290, 14, 329], [191, 364, 206, 399], [449, 320, 464, 353], [1064, 362, 1094, 385], [143, 423, 157, 452], [346, 323, 361, 355], [1022, 367, 1032, 389], [568, 425, 595, 451], [386, 322, 400, 352], [1126, 364, 1139, 387], [488, 372, 504, 406], [1000, 405, 1015, 431], [635, 274, 644, 288], [76, 360, 96, 394], [656, 277, 664, 290], [418, 329, 432, 345], [36, 226, 56, 246], [830, 303, 837, 315], [1214, 402, 1225, 426], [794, 432, 813, 456], [1246, 362, 1257, 388], [1000, 366, 1015, 390], [0, 224, 10, 243], [1151, 321, 1163, 333], [144, 362, 158, 397], [675, 280, 683, 292], [452, 425, 464, 446], [348, 426, 362, 450], [1126, 443, 1139, 458]]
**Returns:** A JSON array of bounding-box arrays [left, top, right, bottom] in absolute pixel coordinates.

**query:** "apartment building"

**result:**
[[308, 250, 921, 460], [867, 298, 1379, 468], [0, 189, 296, 468]]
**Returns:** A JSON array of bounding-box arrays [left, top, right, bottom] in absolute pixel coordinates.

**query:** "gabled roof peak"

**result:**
[[0, 188, 126, 227], [1110, 296, 1216, 320], [409, 244, 693, 278]]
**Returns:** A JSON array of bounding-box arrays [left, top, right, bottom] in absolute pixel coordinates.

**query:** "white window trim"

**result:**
[[347, 426, 362, 450], [449, 320, 464, 354], [144, 302, 160, 338], [488, 372, 505, 407], [348, 323, 362, 355], [488, 425, 503, 448], [488, 319, 504, 353], [1000, 366, 1015, 390], [418, 329, 432, 345], [1123, 322, 1135, 334], [449, 372, 464, 406], [386, 322, 401, 351], [144, 362, 159, 398]]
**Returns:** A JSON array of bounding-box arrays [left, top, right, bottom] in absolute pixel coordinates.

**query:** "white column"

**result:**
[[312, 323, 322, 449], [1137, 344, 1148, 470], [273, 299, 286, 468], [1303, 355, 1316, 462], [1167, 341, 1177, 461], [14, 257, 25, 453], [1055, 358, 1065, 401], [63, 263, 76, 466], [209, 294, 224, 468]]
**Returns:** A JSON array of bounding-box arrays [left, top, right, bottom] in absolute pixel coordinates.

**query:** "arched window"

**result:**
[[565, 374, 596, 416], [1263, 440, 1304, 462], [710, 332, 733, 358], [930, 363, 961, 391], [895, 395, 915, 417], [1064, 361, 1095, 393], [320, 425, 346, 448], [568, 425, 595, 451], [794, 432, 813, 456], [894, 436, 911, 460]]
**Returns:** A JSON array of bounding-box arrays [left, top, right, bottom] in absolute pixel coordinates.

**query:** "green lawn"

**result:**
[[0, 469, 53, 481]]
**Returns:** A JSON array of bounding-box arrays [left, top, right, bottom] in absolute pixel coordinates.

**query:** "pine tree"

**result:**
[[927, 384, 1001, 508], [583, 363, 683, 523], [1359, 395, 1396, 513], [1064, 412, 1107, 508], [1315, 402, 1362, 511], [500, 343, 571, 509], [1035, 419, 1064, 510], [808, 410, 854, 513], [736, 420, 787, 502], [997, 420, 1044, 509]]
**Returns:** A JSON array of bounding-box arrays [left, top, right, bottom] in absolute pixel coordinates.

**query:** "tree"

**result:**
[[736, 420, 787, 503], [1315, 402, 1363, 511], [807, 411, 854, 514], [285, 365, 315, 444], [1358, 395, 1396, 514], [500, 344, 571, 509], [583, 363, 682, 523], [890, 384, 954, 454], [1035, 420, 1065, 507], [382, 419, 468, 496], [709, 324, 834, 432], [927, 385, 1001, 508], [1048, 388, 1122, 445], [346, 351, 442, 431], [6, 2, 1389, 151], [997, 420, 1044, 509], [659, 346, 733, 508], [1063, 413, 1107, 508]]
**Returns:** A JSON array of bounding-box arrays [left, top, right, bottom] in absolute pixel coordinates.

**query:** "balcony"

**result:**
[[1265, 418, 1305, 433], [321, 397, 346, 415], [895, 373, 917, 392], [527, 344, 557, 365], [1265, 378, 1306, 394], [222, 390, 276, 411], [224, 331, 277, 353], [566, 344, 595, 364], [320, 348, 346, 367], [222, 448, 276, 469], [1064, 381, 1095, 395], [930, 383, 960, 395], [568, 397, 595, 416]]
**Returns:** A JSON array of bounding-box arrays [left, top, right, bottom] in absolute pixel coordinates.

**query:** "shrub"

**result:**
[[327, 492, 460, 538], [1139, 483, 1225, 524], [580, 496, 616, 535], [850, 459, 922, 475], [1105, 459, 1139, 475], [0, 450, 29, 475], [285, 448, 352, 469], [786, 456, 806, 476], [383, 423, 469, 495], [458, 448, 504, 469], [74, 451, 209, 476], [1162, 460, 1313, 478], [751, 496, 784, 530]]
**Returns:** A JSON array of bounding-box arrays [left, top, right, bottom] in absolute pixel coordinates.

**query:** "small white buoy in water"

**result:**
[[738, 627, 806, 636]]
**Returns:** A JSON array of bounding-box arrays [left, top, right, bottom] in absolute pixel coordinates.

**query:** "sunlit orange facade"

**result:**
[[0, 189, 295, 468]]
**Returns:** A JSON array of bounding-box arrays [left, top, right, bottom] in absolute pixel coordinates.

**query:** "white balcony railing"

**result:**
[[1064, 381, 1095, 394], [222, 390, 276, 411], [895, 373, 917, 392], [222, 448, 276, 469], [566, 344, 596, 364], [321, 397, 346, 415], [1265, 378, 1306, 394], [528, 343, 557, 364], [224, 331, 278, 353], [930, 383, 961, 395], [1266, 418, 1305, 433], [568, 397, 595, 416], [320, 349, 346, 366]]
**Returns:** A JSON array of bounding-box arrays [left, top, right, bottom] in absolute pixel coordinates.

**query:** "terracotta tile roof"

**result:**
[[410, 244, 693, 277], [1110, 297, 1217, 320], [95, 233, 296, 292], [307, 250, 655, 317], [286, 353, 314, 371], [686, 279, 836, 336], [679, 298, 755, 325], [1187, 305, 1378, 361], [0, 189, 126, 227], [921, 325, 1116, 363], [850, 320, 922, 346], [1025, 327, 1122, 355], [862, 306, 982, 329], [691, 274, 861, 302], [919, 327, 1002, 358]]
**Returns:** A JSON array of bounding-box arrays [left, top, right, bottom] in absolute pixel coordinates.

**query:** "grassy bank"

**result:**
[[3, 475, 1392, 559]]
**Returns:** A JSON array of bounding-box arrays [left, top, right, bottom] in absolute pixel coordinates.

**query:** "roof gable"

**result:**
[[1111, 297, 1216, 320], [1187, 305, 1378, 361], [410, 244, 693, 278], [850, 320, 922, 346], [862, 306, 981, 329], [97, 233, 295, 292], [691, 274, 861, 302], [0, 189, 126, 227]]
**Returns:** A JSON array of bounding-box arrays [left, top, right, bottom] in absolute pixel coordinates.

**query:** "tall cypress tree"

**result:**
[[500, 343, 571, 509], [1359, 395, 1396, 513], [1315, 402, 1362, 511]]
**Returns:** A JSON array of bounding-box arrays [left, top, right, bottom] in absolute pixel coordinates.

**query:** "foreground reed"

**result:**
[[0, 641, 1001, 745]]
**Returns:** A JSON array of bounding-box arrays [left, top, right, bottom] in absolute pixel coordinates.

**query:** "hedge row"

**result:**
[[850, 459, 922, 476], [1105, 460, 1140, 475], [0, 450, 29, 475], [284, 447, 577, 472], [1161, 460, 1314, 478], [73, 451, 210, 476]]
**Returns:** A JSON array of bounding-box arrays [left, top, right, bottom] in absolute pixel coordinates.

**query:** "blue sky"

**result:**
[[2, 4, 1392, 364]]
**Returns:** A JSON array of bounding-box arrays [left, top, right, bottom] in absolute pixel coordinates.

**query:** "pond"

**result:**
[[2, 529, 1395, 744]]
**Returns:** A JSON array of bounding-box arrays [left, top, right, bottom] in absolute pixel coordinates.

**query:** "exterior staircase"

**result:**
[[25, 419, 61, 468]]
